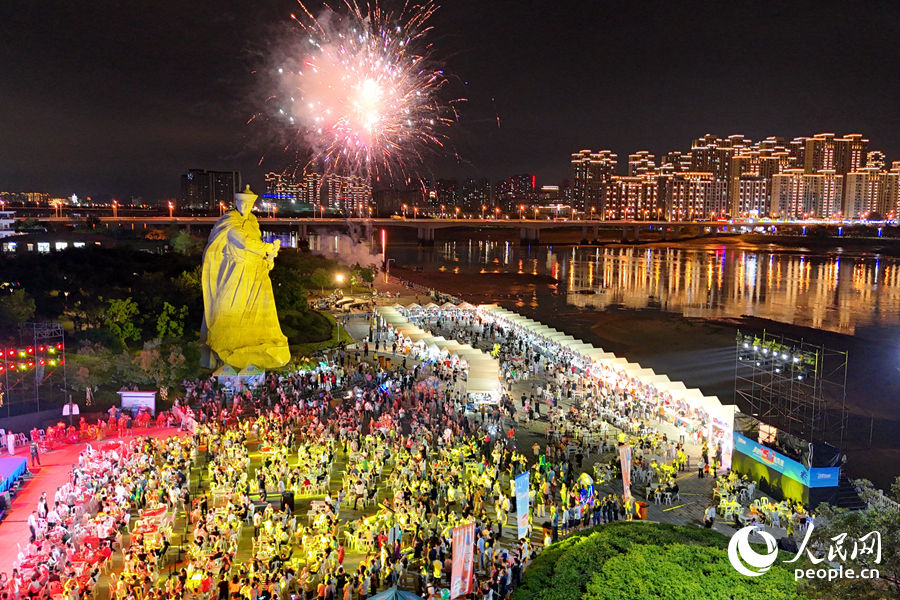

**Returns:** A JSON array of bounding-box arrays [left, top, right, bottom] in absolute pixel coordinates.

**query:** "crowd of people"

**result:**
[[0, 298, 806, 600]]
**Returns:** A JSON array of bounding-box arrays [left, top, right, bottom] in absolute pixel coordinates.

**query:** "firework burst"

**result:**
[[278, 0, 457, 184]]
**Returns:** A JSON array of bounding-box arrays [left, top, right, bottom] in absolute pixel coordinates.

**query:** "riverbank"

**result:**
[[385, 266, 900, 489]]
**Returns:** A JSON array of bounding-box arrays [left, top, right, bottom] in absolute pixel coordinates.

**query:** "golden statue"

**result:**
[[200, 185, 290, 369]]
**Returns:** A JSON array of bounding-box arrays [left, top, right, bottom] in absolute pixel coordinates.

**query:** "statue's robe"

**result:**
[[200, 209, 290, 369]]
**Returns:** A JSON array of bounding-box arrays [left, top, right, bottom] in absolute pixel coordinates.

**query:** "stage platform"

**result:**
[[0, 457, 28, 495]]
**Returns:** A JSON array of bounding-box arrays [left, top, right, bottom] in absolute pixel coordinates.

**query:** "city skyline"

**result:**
[[6, 129, 900, 223], [2, 2, 900, 201]]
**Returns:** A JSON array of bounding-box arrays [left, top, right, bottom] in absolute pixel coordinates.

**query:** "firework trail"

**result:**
[[276, 0, 457, 185]]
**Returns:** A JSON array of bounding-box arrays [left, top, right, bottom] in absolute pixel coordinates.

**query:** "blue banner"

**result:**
[[515, 471, 530, 540], [733, 433, 839, 488]]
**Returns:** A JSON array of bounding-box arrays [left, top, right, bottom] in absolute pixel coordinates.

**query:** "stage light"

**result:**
[[753, 345, 758, 351], [27, 347, 33, 354], [782, 353, 788, 360], [18, 350, 25, 357], [743, 343, 749, 349], [27, 361, 33, 367], [38, 346, 45, 353], [39, 360, 45, 366], [7, 350, 13, 356], [762, 348, 769, 354]]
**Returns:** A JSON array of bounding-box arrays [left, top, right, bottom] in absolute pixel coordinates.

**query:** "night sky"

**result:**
[[2, 0, 899, 201]]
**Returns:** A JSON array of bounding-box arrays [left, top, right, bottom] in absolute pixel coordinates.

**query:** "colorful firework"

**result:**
[[277, 0, 457, 183]]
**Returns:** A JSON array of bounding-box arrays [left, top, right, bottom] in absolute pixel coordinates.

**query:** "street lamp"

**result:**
[[455, 207, 460, 219], [402, 203, 408, 218], [440, 204, 445, 218], [481, 205, 486, 219], [219, 202, 226, 216], [168, 201, 174, 218], [494, 207, 500, 220], [519, 205, 524, 220], [414, 206, 418, 219], [112, 200, 118, 218], [590, 207, 595, 221]]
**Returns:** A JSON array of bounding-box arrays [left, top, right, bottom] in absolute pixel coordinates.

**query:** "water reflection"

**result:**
[[389, 241, 900, 337]]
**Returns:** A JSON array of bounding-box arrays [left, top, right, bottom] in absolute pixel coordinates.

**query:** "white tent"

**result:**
[[637, 374, 671, 387], [458, 302, 476, 311], [405, 331, 432, 342], [465, 377, 500, 394], [623, 366, 656, 379]]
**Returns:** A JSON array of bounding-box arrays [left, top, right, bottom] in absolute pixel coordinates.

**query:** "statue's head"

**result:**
[[234, 185, 258, 216]]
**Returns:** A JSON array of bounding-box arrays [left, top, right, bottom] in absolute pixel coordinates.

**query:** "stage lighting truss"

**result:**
[[734, 331, 848, 445]]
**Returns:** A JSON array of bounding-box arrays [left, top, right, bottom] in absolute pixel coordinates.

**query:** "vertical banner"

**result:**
[[619, 444, 632, 500], [515, 471, 530, 540], [450, 522, 475, 599]]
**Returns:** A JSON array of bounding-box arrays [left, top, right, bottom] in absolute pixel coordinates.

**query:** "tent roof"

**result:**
[[238, 364, 265, 376], [213, 365, 238, 377], [368, 587, 425, 600], [465, 378, 500, 394]]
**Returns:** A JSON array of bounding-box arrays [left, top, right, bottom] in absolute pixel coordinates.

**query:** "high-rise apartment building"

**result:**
[[572, 150, 616, 214], [772, 169, 843, 219], [605, 176, 660, 220], [181, 169, 241, 210], [627, 151, 656, 176]]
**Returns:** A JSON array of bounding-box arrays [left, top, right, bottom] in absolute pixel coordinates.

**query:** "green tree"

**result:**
[[171, 230, 203, 255], [311, 268, 332, 295], [0, 289, 36, 326], [69, 342, 114, 392], [130, 338, 191, 395], [797, 479, 900, 599], [156, 302, 189, 338], [104, 297, 142, 345]]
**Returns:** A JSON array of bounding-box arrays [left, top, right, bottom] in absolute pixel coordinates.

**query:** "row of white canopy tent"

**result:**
[[372, 305, 501, 399], [477, 304, 736, 447]]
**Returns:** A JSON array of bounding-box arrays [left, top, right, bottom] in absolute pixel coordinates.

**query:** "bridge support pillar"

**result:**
[[519, 227, 541, 245], [632, 225, 640, 242], [581, 226, 589, 245], [593, 226, 599, 244], [660, 226, 667, 241], [185, 224, 192, 235], [417, 226, 435, 246], [671, 226, 680, 240], [297, 223, 309, 248], [621, 226, 630, 243]]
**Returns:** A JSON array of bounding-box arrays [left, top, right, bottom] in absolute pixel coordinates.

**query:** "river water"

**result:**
[[384, 240, 900, 343]]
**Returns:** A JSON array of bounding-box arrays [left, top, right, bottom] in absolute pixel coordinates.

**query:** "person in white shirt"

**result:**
[[46, 504, 60, 528], [27, 511, 38, 542]]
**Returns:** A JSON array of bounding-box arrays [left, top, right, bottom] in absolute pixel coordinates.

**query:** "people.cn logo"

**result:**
[[728, 526, 779, 576]]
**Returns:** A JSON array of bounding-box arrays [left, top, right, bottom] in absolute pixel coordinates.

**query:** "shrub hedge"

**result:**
[[513, 522, 808, 600]]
